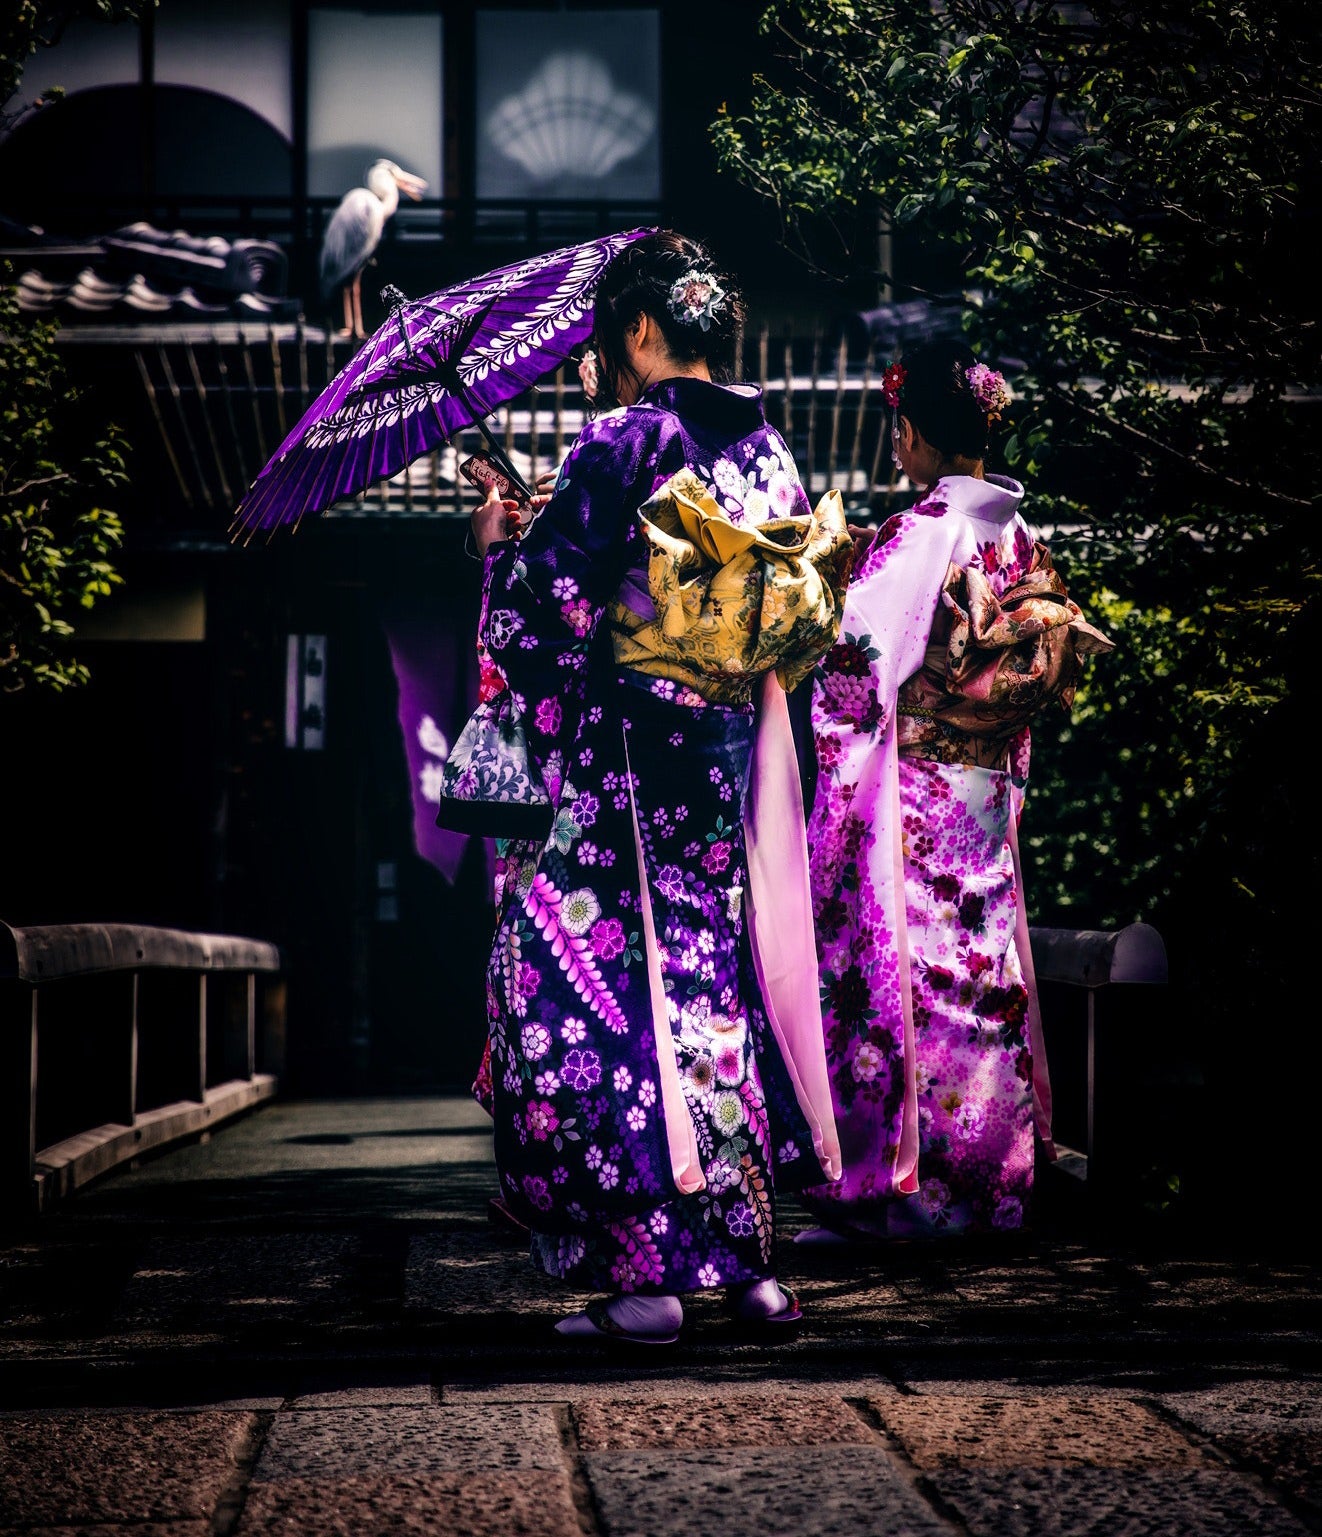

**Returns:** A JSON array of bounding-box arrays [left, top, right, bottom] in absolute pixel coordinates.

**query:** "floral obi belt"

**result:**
[[898, 540, 1114, 766], [608, 469, 852, 706]]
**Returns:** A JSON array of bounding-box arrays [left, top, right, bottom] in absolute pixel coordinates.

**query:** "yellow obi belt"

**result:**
[[608, 469, 853, 706]]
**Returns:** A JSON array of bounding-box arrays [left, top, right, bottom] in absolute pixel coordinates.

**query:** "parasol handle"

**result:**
[[469, 418, 535, 502], [435, 361, 535, 502], [378, 285, 533, 502]]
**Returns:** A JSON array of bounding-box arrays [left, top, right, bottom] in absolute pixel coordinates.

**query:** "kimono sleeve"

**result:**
[[478, 412, 670, 761]]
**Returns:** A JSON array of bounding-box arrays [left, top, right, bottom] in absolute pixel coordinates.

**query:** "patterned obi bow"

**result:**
[[925, 541, 1115, 740], [609, 469, 853, 705]]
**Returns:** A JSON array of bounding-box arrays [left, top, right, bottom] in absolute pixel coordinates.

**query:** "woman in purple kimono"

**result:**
[[468, 232, 845, 1343], [801, 341, 1111, 1242]]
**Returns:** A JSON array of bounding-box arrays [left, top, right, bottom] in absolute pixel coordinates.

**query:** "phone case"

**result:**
[[460, 453, 529, 505]]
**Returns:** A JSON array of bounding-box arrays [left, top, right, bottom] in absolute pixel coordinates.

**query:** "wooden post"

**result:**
[[451, 431, 466, 513], [212, 335, 250, 487], [552, 364, 565, 466], [157, 344, 213, 510], [805, 323, 823, 498], [846, 347, 875, 502], [245, 973, 257, 1081], [185, 339, 233, 506], [241, 333, 270, 462], [134, 349, 194, 510], [268, 325, 288, 437], [123, 973, 139, 1128], [296, 315, 310, 411], [869, 392, 891, 513], [1, 981, 37, 1213], [825, 334, 849, 493], [195, 974, 208, 1103], [528, 386, 540, 486]]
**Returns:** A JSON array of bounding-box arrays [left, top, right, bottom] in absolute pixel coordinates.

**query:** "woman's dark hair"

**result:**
[[895, 339, 990, 460], [589, 229, 745, 410]]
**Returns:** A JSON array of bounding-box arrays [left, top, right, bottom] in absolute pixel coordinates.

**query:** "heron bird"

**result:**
[[319, 158, 427, 338]]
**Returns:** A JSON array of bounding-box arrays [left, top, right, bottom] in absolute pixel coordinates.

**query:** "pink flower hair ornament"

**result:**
[[965, 362, 1011, 423], [667, 270, 726, 331]]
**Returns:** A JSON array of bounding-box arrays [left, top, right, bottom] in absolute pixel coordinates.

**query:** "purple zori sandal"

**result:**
[[571, 1297, 682, 1346], [728, 1286, 804, 1341]]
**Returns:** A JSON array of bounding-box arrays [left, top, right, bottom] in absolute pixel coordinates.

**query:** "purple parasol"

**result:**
[[231, 226, 654, 538]]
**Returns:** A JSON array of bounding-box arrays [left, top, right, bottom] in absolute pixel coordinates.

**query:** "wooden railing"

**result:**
[[0, 921, 283, 1215], [58, 321, 900, 528], [1029, 922, 1170, 1191]]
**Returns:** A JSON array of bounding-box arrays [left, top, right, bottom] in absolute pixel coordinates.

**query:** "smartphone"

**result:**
[[459, 452, 530, 506]]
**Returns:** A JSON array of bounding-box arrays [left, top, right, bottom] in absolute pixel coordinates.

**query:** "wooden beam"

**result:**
[[32, 1076, 278, 1212], [0, 922, 281, 984]]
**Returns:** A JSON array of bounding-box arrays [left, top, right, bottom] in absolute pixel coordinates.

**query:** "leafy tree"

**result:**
[[1, 2, 149, 690], [0, 276, 126, 691], [2, 1, 151, 131], [714, 0, 1321, 1222]]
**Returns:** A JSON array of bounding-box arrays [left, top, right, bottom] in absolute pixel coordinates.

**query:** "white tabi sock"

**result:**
[[728, 1277, 791, 1320], [554, 1292, 684, 1339]]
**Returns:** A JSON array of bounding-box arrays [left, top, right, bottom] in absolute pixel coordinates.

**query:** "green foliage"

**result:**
[[0, 273, 126, 692], [2, 1, 153, 124], [715, 0, 1322, 1176], [1, 4, 147, 689]]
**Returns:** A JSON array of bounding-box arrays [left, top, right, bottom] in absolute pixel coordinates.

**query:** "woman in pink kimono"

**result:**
[[802, 340, 1111, 1240]]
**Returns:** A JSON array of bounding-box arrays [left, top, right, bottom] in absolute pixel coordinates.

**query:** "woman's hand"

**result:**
[[847, 521, 880, 569], [470, 485, 525, 558]]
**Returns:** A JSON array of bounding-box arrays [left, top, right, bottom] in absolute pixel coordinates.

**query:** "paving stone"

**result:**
[[892, 1377, 1138, 1398], [113, 1235, 355, 1335], [287, 1370, 435, 1408], [1159, 1382, 1322, 1511], [0, 1410, 253, 1525], [405, 1232, 594, 1316], [584, 1446, 954, 1536], [928, 1467, 1315, 1537], [874, 1394, 1209, 1469], [1205, 1429, 1322, 1515], [440, 1369, 903, 1403], [573, 1393, 877, 1450], [3, 1526, 212, 1536], [780, 1272, 909, 1316], [251, 1404, 563, 1481], [1160, 1381, 1322, 1434], [237, 1468, 581, 1536]]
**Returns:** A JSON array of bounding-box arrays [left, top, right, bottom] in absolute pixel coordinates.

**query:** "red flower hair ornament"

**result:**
[[881, 360, 907, 409]]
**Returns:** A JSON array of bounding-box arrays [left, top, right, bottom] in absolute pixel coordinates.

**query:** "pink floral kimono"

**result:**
[[803, 473, 1106, 1237]]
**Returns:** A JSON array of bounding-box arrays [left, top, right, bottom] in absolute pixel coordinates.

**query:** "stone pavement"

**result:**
[[1, 1096, 1319, 1536]]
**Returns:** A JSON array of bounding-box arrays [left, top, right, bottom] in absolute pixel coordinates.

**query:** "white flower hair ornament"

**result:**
[[668, 270, 726, 331]]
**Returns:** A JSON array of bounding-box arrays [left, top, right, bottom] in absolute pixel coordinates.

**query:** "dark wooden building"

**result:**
[[1, 0, 902, 1096]]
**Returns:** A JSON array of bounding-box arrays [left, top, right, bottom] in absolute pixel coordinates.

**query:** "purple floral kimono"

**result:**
[[478, 378, 841, 1294], [804, 474, 1058, 1238]]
